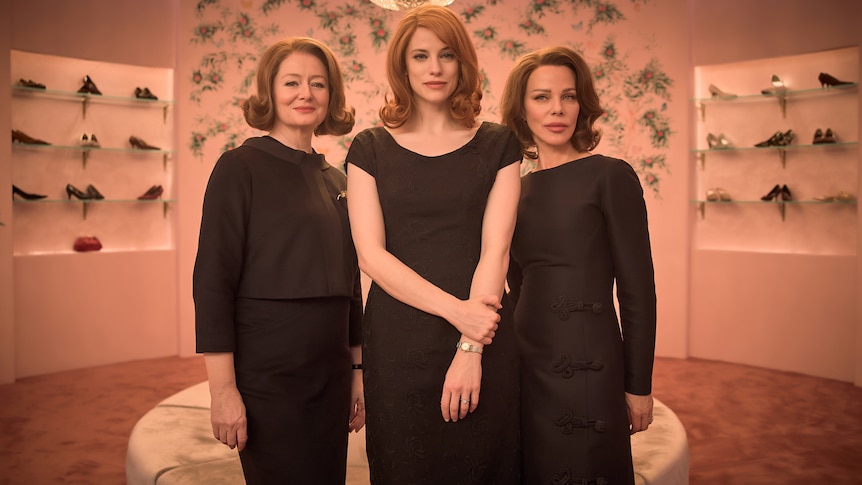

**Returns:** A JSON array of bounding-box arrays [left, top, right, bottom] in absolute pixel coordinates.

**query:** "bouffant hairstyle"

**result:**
[[243, 37, 355, 136], [380, 5, 482, 129], [500, 46, 604, 159]]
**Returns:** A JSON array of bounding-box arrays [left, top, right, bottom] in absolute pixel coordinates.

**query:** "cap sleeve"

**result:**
[[500, 127, 522, 170], [346, 128, 377, 177]]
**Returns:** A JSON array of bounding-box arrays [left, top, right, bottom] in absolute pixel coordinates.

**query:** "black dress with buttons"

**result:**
[[508, 155, 656, 485], [194, 136, 362, 485]]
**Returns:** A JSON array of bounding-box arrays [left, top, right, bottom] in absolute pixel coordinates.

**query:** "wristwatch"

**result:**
[[456, 341, 483, 354]]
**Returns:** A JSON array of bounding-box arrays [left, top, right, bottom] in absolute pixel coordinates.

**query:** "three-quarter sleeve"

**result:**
[[193, 152, 251, 353], [601, 159, 657, 396]]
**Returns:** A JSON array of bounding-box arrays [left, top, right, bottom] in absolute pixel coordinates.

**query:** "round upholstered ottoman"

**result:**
[[127, 383, 685, 485]]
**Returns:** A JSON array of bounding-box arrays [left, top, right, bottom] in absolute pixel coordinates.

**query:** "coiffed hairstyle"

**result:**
[[380, 5, 482, 129], [243, 37, 355, 136], [501, 46, 604, 159]]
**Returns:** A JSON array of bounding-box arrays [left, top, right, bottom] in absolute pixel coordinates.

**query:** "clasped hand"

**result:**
[[449, 294, 500, 345]]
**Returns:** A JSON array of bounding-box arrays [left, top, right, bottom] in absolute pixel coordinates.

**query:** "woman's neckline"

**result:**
[[528, 153, 598, 175], [379, 121, 488, 159]]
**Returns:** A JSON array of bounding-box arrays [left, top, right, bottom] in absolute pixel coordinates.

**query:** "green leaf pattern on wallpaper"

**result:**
[[187, 0, 672, 195]]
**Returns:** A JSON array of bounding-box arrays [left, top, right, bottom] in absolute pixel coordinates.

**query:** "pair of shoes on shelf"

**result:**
[[12, 185, 47, 200], [755, 129, 794, 147], [761, 74, 788, 96], [129, 135, 160, 150], [705, 188, 732, 202], [81, 133, 100, 148], [66, 183, 105, 200], [818, 72, 853, 87], [706, 133, 732, 149], [138, 185, 164, 200], [812, 128, 837, 144], [814, 190, 856, 202], [761, 184, 792, 202], [12, 129, 50, 145], [17, 78, 46, 89], [708, 84, 737, 99], [77, 75, 102, 95], [134, 87, 158, 100]]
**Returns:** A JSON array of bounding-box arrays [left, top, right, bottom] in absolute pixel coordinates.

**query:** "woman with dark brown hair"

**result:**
[[502, 45, 657, 485], [346, 5, 521, 484], [193, 37, 364, 484]]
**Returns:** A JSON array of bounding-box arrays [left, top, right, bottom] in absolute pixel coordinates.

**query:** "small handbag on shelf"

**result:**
[[73, 236, 102, 252]]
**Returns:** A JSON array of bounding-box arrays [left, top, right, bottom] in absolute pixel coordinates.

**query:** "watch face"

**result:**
[[460, 342, 470, 351]]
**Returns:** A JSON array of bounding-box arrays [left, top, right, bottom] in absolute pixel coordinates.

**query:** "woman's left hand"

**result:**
[[348, 371, 366, 432], [626, 392, 654, 434], [440, 350, 482, 423]]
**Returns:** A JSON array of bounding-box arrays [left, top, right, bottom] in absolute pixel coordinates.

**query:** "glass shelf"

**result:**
[[12, 85, 173, 122], [691, 141, 858, 169], [12, 141, 173, 169], [693, 83, 858, 120], [692, 199, 856, 220], [13, 198, 175, 219]]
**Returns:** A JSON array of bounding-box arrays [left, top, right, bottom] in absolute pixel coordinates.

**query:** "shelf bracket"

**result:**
[[82, 149, 90, 169], [82, 201, 90, 220], [81, 96, 90, 119], [778, 96, 787, 118], [163, 105, 169, 124], [162, 201, 170, 218], [697, 152, 706, 170], [697, 202, 705, 219], [698, 102, 706, 122], [778, 148, 786, 168], [163, 153, 169, 171], [777, 202, 786, 221]]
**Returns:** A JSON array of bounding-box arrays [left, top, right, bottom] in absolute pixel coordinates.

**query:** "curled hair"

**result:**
[[243, 37, 355, 136], [380, 5, 482, 129], [500, 46, 604, 159]]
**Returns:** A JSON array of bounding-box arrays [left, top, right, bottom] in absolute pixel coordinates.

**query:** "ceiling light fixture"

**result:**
[[369, 0, 454, 11]]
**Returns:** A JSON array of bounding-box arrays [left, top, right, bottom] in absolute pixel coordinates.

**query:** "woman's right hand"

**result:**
[[447, 294, 501, 345], [210, 385, 248, 451]]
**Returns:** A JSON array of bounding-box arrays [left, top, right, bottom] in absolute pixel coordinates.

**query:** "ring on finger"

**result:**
[[460, 398, 469, 404]]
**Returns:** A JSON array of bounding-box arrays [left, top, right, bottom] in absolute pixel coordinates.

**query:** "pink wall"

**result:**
[[1, 0, 15, 384], [687, 0, 862, 385], [2, 0, 860, 386]]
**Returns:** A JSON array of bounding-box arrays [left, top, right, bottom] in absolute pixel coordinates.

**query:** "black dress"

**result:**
[[508, 155, 656, 485], [346, 122, 521, 484], [193, 136, 362, 485]]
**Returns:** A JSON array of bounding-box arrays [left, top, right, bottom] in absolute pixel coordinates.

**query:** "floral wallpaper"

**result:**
[[185, 0, 674, 195]]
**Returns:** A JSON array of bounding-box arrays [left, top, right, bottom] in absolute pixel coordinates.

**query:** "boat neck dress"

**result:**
[[508, 154, 657, 485], [194, 136, 363, 484], [346, 122, 521, 484]]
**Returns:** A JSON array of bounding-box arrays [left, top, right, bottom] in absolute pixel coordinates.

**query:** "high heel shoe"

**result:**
[[821, 128, 836, 144], [77, 75, 102, 95], [761, 74, 788, 96], [129, 135, 160, 150], [12, 185, 47, 200], [66, 183, 92, 200], [137, 185, 164, 200], [706, 133, 732, 150], [818, 72, 853, 87], [86, 184, 105, 200], [12, 129, 50, 145], [17, 78, 46, 90], [134, 87, 159, 100], [708, 84, 737, 99], [814, 190, 856, 202], [761, 184, 781, 201], [779, 184, 792, 202], [706, 188, 732, 202]]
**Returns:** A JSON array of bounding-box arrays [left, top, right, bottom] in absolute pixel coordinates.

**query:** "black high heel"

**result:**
[[812, 128, 824, 144], [761, 184, 781, 201], [137, 185, 164, 200], [66, 184, 92, 200], [77, 75, 102, 95], [818, 72, 853, 87], [779, 184, 792, 202], [12, 185, 47, 200], [86, 184, 105, 200]]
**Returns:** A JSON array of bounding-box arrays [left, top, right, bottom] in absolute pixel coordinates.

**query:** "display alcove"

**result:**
[[10, 50, 175, 255]]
